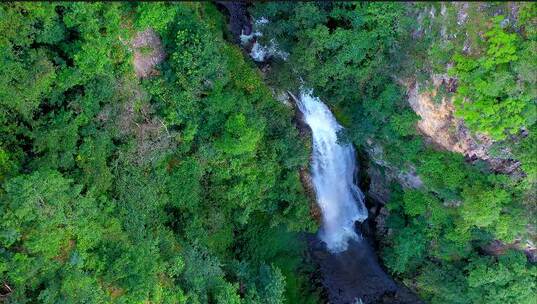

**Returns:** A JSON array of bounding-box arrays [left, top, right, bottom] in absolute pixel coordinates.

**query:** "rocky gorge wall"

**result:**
[[362, 2, 536, 262], [364, 70, 536, 262], [404, 75, 521, 175]]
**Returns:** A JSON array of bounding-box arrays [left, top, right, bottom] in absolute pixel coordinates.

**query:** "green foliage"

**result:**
[[402, 190, 435, 217], [384, 225, 428, 274], [2, 2, 535, 303], [135, 2, 181, 35], [0, 2, 318, 303], [450, 15, 536, 139], [460, 183, 509, 229], [217, 113, 263, 155], [514, 126, 537, 192], [466, 251, 537, 304], [2, 170, 74, 257], [254, 2, 537, 303], [416, 151, 468, 200], [415, 262, 472, 304], [257, 264, 286, 304]]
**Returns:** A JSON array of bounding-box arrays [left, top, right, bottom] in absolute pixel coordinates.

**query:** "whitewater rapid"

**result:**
[[295, 91, 368, 253]]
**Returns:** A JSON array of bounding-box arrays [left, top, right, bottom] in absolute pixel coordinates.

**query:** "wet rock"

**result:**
[[309, 236, 422, 304], [375, 206, 391, 241], [215, 1, 251, 44], [300, 168, 322, 224], [366, 166, 391, 205]]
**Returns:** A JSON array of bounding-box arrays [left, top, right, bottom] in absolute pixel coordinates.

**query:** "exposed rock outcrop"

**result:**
[[131, 28, 166, 78], [484, 239, 537, 263], [405, 75, 520, 174], [365, 139, 423, 192], [367, 165, 392, 205]]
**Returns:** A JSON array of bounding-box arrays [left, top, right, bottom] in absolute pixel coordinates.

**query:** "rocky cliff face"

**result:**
[[405, 75, 520, 175], [402, 2, 524, 175], [364, 72, 535, 261], [364, 138, 423, 203], [367, 72, 520, 196]]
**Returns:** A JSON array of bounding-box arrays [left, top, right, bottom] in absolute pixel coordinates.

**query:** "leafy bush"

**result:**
[[450, 16, 536, 140]]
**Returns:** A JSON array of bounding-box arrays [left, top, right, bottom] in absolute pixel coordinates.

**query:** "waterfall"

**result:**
[[238, 15, 416, 303], [242, 19, 367, 253], [295, 90, 368, 253]]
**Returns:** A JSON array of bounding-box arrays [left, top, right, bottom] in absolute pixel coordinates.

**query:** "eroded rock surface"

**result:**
[[405, 76, 520, 174], [365, 139, 423, 191]]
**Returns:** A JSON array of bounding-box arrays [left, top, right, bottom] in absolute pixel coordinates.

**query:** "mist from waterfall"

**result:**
[[296, 90, 368, 253]]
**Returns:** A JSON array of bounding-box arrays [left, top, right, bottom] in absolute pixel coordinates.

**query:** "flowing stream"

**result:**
[[294, 91, 368, 253]]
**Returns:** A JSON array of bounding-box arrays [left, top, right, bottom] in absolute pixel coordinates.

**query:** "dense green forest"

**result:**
[[251, 2, 536, 304], [0, 2, 318, 303], [0, 2, 536, 304]]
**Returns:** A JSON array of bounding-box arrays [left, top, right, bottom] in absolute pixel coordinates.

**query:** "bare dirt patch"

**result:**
[[131, 28, 166, 78]]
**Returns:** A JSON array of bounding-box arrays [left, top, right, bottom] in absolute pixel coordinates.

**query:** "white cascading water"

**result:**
[[240, 18, 289, 63], [295, 90, 368, 253], [243, 19, 367, 253]]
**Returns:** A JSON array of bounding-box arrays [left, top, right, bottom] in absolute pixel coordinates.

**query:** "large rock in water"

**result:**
[[309, 236, 422, 304]]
